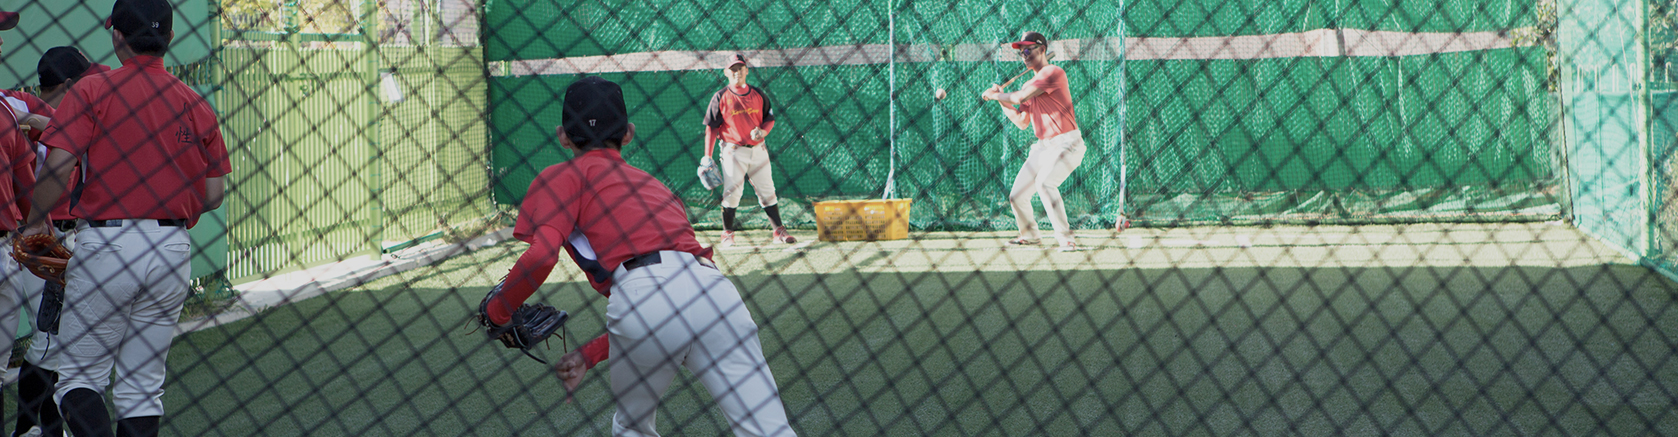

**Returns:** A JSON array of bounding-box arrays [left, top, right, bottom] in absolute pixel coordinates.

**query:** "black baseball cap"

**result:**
[[105, 0, 173, 37], [561, 76, 629, 147], [1009, 31, 1048, 49], [728, 53, 748, 68], [0, 11, 19, 31], [38, 47, 109, 88]]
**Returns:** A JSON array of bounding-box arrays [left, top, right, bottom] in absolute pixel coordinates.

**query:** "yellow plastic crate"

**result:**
[[813, 199, 913, 242]]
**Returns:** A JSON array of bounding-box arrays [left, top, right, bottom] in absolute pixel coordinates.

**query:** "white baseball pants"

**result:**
[[53, 220, 191, 420], [0, 235, 26, 371], [1010, 130, 1087, 244], [720, 142, 779, 209], [607, 250, 796, 437]]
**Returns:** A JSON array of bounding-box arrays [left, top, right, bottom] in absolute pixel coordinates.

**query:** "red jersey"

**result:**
[[1, 90, 51, 143], [703, 84, 776, 146], [1020, 64, 1079, 140], [0, 90, 75, 220], [0, 107, 34, 231], [514, 148, 710, 291], [491, 148, 712, 368], [39, 55, 232, 227]]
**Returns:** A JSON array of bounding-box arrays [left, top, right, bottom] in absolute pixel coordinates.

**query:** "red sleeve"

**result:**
[[197, 99, 231, 177], [19, 93, 52, 142], [513, 166, 581, 242], [486, 223, 562, 325], [1025, 66, 1064, 94], [760, 120, 775, 134], [10, 132, 33, 223], [39, 81, 97, 155], [580, 333, 609, 369]]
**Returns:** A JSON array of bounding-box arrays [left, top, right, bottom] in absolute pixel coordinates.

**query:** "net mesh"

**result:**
[[0, 0, 1665, 436]]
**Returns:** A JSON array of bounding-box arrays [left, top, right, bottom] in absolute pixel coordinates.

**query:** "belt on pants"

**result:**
[[724, 141, 758, 148], [622, 251, 717, 271], [52, 220, 77, 232], [84, 219, 187, 228]]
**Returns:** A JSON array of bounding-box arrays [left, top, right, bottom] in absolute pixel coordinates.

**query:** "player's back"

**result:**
[[527, 148, 705, 262], [42, 55, 229, 222]]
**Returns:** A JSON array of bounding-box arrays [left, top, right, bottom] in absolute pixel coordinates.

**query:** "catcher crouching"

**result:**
[[476, 76, 796, 437]]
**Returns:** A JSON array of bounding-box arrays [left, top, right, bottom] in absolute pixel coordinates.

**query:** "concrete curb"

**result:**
[[175, 227, 515, 335]]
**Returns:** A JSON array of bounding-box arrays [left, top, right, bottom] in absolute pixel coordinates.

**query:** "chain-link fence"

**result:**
[[0, 0, 1669, 436]]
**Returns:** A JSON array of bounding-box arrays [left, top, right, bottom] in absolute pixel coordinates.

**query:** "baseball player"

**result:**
[[702, 54, 795, 247], [2, 46, 105, 437], [24, 1, 231, 436], [481, 76, 796, 436], [983, 31, 1087, 252], [0, 9, 45, 437]]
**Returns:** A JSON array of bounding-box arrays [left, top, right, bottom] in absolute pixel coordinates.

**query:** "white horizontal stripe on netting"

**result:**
[[491, 28, 1537, 76]]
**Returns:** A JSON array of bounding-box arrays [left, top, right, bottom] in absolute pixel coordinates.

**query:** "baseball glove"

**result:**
[[12, 233, 71, 285], [476, 282, 569, 364], [698, 156, 723, 190]]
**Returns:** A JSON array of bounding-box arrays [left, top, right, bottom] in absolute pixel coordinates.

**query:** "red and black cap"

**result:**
[[105, 0, 172, 36], [727, 53, 748, 68], [39, 47, 109, 88], [0, 11, 20, 31], [561, 76, 629, 147], [1008, 31, 1048, 49]]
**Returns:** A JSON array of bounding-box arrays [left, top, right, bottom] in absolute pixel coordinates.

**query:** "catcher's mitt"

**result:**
[[12, 233, 71, 284], [476, 282, 569, 364], [698, 156, 722, 190]]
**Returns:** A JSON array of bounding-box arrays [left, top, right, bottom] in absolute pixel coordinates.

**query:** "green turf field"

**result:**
[[16, 223, 1669, 436]]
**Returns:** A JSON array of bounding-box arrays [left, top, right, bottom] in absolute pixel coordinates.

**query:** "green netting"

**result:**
[[1127, 48, 1557, 222], [488, 0, 1555, 231]]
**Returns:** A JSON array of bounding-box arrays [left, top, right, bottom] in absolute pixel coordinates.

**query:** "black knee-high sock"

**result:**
[[115, 416, 159, 437], [764, 204, 784, 228], [17, 362, 63, 437], [60, 388, 112, 437], [723, 208, 738, 232]]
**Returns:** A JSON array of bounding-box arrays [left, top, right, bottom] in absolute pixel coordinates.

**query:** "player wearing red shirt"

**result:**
[[984, 31, 1089, 252], [24, 2, 231, 436], [481, 77, 796, 436], [31, 47, 106, 226], [5, 45, 106, 437], [0, 11, 45, 437], [702, 54, 796, 247]]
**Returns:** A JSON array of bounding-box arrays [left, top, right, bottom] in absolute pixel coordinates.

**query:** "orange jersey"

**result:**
[[1020, 64, 1079, 140], [703, 84, 775, 146]]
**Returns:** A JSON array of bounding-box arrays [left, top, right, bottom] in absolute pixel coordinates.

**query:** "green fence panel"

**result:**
[[1558, 0, 1647, 256], [219, 44, 490, 280]]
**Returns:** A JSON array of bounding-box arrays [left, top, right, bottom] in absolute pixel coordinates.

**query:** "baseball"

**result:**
[[935, 88, 946, 100]]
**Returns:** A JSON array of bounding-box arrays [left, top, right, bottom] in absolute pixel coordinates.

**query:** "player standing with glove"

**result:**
[[701, 54, 795, 247], [5, 46, 109, 437], [479, 76, 796, 437], [0, 9, 46, 436], [25, 1, 231, 436]]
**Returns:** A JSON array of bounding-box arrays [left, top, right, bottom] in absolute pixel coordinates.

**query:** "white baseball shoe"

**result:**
[[1057, 241, 1080, 252], [773, 226, 797, 244], [719, 231, 736, 248]]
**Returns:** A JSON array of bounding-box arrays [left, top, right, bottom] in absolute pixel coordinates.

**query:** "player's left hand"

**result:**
[[750, 127, 766, 142], [982, 85, 1003, 101], [553, 350, 588, 402]]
